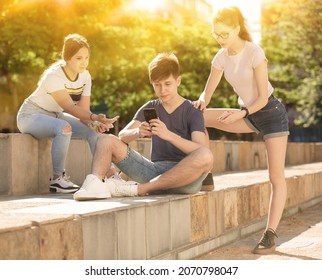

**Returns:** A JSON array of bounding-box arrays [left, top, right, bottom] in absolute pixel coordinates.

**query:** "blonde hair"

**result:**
[[213, 6, 252, 42]]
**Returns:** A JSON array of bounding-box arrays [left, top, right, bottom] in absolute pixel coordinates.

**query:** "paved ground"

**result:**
[[197, 201, 322, 260]]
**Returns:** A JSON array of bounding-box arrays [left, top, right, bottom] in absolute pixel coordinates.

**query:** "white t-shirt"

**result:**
[[212, 41, 274, 107], [28, 63, 92, 112]]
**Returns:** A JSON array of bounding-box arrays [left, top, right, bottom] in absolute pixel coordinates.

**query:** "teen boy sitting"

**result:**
[[74, 53, 213, 200]]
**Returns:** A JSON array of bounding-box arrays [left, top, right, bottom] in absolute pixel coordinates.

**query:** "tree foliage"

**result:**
[[0, 0, 320, 133], [0, 0, 219, 130], [261, 0, 322, 126]]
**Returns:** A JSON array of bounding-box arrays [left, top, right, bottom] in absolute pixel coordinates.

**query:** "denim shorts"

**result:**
[[115, 146, 207, 194], [243, 95, 290, 140]]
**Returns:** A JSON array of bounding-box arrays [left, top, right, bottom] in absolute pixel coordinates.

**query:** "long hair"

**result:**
[[62, 33, 90, 61], [38, 33, 90, 83], [213, 6, 252, 42]]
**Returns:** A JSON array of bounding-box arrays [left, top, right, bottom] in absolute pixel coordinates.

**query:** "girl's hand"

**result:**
[[192, 99, 206, 112], [95, 122, 108, 133], [98, 114, 119, 130], [217, 110, 245, 124], [88, 121, 109, 133]]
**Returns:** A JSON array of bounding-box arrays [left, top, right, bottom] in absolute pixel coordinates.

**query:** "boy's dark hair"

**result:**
[[148, 53, 180, 83]]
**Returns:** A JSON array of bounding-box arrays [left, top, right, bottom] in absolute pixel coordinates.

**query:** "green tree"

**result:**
[[0, 0, 232, 132], [2, 0, 320, 137], [261, 0, 322, 126]]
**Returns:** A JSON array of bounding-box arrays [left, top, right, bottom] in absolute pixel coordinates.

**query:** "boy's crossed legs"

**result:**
[[74, 134, 213, 200]]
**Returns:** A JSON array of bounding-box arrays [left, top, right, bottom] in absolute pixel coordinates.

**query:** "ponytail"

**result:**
[[213, 6, 252, 42]]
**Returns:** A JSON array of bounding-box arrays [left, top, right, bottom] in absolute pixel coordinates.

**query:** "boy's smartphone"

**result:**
[[143, 108, 158, 123]]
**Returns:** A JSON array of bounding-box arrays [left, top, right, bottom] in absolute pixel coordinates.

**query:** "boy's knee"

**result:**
[[97, 133, 121, 147], [97, 133, 110, 145], [198, 147, 214, 168]]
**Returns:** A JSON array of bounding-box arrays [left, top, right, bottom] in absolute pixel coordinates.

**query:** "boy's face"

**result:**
[[151, 74, 181, 103]]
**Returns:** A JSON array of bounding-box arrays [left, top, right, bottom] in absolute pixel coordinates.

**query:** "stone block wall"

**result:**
[[1, 133, 322, 196]]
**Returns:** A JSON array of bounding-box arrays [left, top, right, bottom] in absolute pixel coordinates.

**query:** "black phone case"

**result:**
[[143, 108, 158, 122]]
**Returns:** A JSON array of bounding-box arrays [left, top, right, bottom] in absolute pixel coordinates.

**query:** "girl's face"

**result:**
[[65, 46, 89, 74], [212, 23, 240, 48]]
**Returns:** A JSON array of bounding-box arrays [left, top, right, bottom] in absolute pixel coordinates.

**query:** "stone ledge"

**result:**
[[1, 162, 321, 260], [1, 133, 322, 196]]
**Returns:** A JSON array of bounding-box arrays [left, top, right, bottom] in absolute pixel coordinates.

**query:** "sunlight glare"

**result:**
[[131, 0, 165, 12], [210, 0, 261, 20]]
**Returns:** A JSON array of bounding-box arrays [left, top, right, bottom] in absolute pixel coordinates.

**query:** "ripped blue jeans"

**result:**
[[17, 99, 98, 176]]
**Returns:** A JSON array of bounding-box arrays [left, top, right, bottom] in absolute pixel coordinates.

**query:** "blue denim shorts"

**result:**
[[243, 95, 290, 140], [115, 146, 207, 194]]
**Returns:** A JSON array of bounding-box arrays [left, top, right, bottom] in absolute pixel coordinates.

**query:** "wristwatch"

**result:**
[[241, 107, 249, 118]]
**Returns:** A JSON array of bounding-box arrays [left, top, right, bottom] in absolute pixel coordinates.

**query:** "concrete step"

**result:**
[[1, 162, 322, 260], [197, 201, 322, 260], [1, 133, 322, 196]]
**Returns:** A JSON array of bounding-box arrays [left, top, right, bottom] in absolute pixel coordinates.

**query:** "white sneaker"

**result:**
[[73, 174, 111, 201], [105, 178, 138, 197], [49, 173, 79, 193], [110, 173, 124, 181]]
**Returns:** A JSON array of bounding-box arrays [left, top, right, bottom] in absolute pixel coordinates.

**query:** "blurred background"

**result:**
[[0, 0, 321, 141]]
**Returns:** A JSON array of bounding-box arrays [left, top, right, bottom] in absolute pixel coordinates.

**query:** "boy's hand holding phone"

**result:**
[[139, 108, 158, 137]]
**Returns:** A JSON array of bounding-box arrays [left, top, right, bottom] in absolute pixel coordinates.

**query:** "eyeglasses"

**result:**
[[211, 30, 233, 40]]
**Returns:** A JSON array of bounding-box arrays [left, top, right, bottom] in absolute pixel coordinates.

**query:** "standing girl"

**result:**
[[17, 33, 118, 193], [193, 7, 289, 254]]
